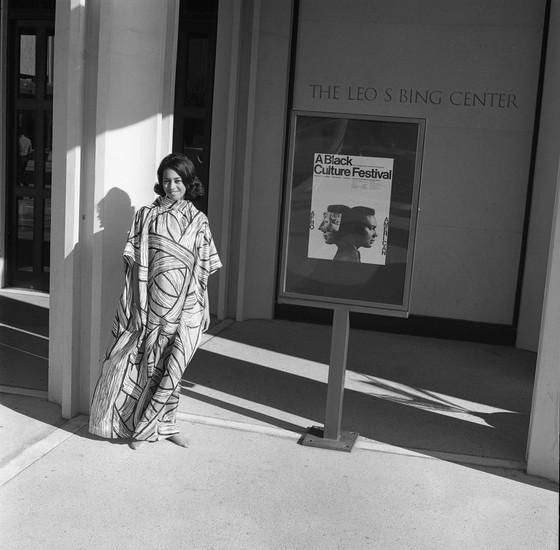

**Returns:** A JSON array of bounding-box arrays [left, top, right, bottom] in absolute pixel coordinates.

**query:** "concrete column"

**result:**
[[517, 1, 560, 351], [49, 0, 179, 416], [81, 0, 179, 412], [208, 0, 293, 321], [235, 0, 262, 321], [208, 0, 243, 321], [520, 0, 560, 483], [526, 161, 560, 483], [234, 0, 293, 320], [50, 0, 87, 417], [0, 0, 7, 287]]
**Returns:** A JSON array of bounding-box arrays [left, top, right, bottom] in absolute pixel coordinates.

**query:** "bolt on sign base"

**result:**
[[299, 426, 359, 452]]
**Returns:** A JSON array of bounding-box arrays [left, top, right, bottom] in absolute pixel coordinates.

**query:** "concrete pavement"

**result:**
[[0, 318, 558, 549], [0, 395, 557, 550]]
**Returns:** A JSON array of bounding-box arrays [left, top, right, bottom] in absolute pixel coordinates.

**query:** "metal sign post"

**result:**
[[300, 307, 358, 452], [281, 113, 425, 452]]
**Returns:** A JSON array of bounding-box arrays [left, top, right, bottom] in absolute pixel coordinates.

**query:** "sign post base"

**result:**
[[299, 426, 359, 452]]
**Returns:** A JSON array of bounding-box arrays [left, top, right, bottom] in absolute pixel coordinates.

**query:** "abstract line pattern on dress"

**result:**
[[89, 197, 221, 441]]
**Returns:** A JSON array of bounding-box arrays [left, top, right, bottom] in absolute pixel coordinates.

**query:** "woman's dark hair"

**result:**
[[154, 153, 205, 200], [338, 206, 376, 237]]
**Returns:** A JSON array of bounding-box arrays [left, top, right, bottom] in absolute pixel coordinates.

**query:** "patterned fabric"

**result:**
[[89, 197, 221, 441]]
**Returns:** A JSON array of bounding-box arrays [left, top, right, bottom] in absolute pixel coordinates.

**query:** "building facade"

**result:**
[[1, 0, 558, 481]]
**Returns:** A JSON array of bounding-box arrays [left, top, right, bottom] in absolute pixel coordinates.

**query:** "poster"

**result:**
[[308, 153, 393, 265], [279, 112, 424, 312]]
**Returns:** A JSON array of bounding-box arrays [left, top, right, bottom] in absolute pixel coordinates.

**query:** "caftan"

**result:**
[[89, 197, 221, 441]]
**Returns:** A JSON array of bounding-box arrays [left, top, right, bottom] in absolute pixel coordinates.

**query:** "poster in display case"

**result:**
[[279, 111, 425, 315]]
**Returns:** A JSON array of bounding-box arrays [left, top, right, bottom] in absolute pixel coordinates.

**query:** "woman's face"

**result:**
[[162, 168, 186, 200]]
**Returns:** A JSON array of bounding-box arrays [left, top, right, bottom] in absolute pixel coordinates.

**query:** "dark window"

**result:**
[[5, 0, 55, 290], [173, 0, 218, 214]]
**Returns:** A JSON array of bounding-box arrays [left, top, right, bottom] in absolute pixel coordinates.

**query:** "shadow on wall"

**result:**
[[95, 188, 135, 355], [5, 187, 137, 393]]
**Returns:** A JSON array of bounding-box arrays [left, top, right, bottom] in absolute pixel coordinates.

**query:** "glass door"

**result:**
[[5, 8, 54, 291]]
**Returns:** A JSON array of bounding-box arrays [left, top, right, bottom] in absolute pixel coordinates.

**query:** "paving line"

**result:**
[[0, 385, 48, 399], [178, 411, 303, 439], [0, 415, 88, 488], [0, 341, 48, 361], [177, 411, 526, 470], [0, 323, 49, 340]]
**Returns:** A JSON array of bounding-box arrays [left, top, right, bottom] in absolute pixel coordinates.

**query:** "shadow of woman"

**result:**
[[0, 188, 136, 447], [96, 187, 135, 232], [95, 188, 135, 354]]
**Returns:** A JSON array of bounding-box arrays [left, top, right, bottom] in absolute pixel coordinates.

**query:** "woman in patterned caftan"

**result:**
[[89, 154, 221, 449]]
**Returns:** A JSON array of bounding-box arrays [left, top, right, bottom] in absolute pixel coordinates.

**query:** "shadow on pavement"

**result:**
[[184, 349, 529, 460], [0, 295, 49, 391], [178, 320, 554, 490], [2, 318, 556, 491], [0, 295, 49, 337]]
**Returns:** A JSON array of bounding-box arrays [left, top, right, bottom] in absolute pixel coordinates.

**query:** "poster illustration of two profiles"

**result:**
[[307, 152, 394, 265]]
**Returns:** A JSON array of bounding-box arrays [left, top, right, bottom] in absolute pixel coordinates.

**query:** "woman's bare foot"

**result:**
[[166, 433, 189, 448], [129, 439, 146, 450]]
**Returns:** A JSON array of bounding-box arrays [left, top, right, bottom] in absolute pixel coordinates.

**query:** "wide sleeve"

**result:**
[[112, 207, 150, 338], [123, 207, 149, 267], [195, 221, 222, 291]]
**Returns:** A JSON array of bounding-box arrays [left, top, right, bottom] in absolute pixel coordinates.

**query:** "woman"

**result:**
[[89, 153, 222, 449]]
